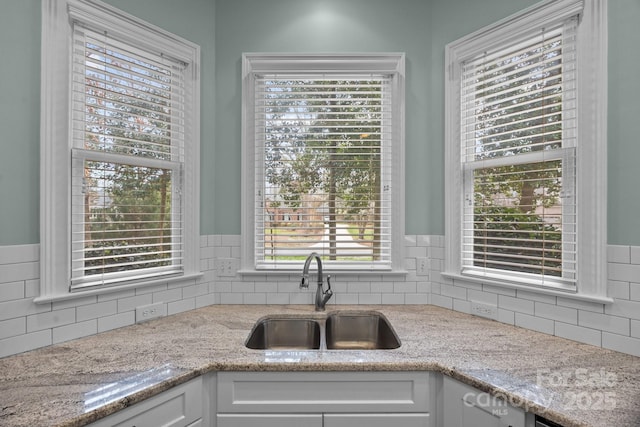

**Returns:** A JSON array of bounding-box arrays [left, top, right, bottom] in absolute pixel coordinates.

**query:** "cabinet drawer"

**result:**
[[217, 371, 429, 413], [88, 376, 202, 427], [217, 414, 323, 427], [325, 413, 430, 427]]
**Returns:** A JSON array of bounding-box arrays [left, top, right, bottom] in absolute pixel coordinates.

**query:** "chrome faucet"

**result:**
[[300, 252, 333, 311]]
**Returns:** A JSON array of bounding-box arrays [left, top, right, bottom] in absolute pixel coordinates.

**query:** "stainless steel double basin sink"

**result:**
[[245, 311, 401, 350]]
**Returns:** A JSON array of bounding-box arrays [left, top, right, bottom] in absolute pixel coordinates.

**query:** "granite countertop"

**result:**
[[0, 305, 638, 427]]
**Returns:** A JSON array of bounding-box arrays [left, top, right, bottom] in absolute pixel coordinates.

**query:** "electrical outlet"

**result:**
[[416, 257, 429, 276], [470, 301, 498, 320], [216, 258, 237, 277], [135, 302, 167, 323]]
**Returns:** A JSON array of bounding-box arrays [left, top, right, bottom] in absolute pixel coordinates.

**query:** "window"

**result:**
[[241, 54, 405, 272], [39, 0, 200, 301], [444, 0, 609, 301]]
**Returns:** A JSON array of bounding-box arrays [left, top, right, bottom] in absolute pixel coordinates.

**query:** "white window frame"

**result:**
[[240, 53, 406, 275], [38, 0, 201, 303], [444, 0, 610, 303]]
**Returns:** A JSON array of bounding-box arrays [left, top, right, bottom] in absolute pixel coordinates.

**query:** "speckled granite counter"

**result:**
[[0, 305, 638, 427]]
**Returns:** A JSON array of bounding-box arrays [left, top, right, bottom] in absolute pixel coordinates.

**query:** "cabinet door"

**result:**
[[325, 413, 430, 427], [88, 377, 202, 427], [443, 376, 524, 427], [217, 413, 322, 427]]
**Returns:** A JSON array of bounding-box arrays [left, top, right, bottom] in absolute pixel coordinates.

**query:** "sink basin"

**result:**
[[245, 318, 321, 350], [325, 312, 401, 350], [245, 311, 401, 350]]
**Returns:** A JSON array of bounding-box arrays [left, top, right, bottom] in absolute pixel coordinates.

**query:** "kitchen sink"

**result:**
[[325, 312, 401, 350], [245, 318, 321, 350], [245, 311, 400, 350]]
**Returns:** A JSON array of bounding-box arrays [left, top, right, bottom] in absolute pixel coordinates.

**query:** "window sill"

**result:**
[[441, 271, 613, 304], [33, 272, 203, 305]]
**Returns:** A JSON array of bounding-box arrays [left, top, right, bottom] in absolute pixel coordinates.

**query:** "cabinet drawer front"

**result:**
[[217, 414, 323, 427], [217, 371, 429, 413], [325, 413, 430, 427]]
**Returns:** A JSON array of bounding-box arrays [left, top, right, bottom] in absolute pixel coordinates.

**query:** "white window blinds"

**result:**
[[70, 24, 187, 289], [254, 75, 393, 270], [460, 17, 578, 287]]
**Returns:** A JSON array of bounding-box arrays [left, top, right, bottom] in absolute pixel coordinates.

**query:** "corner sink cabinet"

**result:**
[[216, 371, 432, 427], [86, 372, 536, 427]]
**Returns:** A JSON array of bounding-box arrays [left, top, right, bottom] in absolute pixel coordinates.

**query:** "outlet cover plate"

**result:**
[[135, 302, 167, 323], [470, 301, 498, 320]]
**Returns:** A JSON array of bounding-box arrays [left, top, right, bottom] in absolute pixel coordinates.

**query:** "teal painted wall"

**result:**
[[0, 0, 41, 245], [1, 0, 639, 245], [608, 0, 640, 245]]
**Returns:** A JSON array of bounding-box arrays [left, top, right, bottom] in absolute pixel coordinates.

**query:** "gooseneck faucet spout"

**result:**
[[300, 252, 333, 311]]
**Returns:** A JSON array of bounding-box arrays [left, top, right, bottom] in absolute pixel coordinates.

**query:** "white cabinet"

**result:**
[[324, 413, 430, 427], [216, 371, 431, 427], [88, 376, 203, 427], [217, 414, 322, 427], [443, 376, 525, 427]]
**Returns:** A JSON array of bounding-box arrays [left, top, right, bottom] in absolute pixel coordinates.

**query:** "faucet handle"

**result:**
[[326, 275, 332, 293]]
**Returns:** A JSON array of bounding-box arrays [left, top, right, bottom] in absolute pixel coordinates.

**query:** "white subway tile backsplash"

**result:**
[[0, 244, 38, 265], [556, 297, 604, 313], [0, 330, 51, 358], [27, 308, 76, 333], [515, 312, 554, 335], [607, 280, 630, 300], [452, 298, 471, 314], [0, 281, 24, 302], [497, 308, 515, 325], [348, 282, 371, 293], [220, 293, 243, 304], [516, 289, 557, 305], [168, 298, 196, 315], [53, 319, 97, 344], [77, 301, 117, 322], [631, 246, 640, 264], [0, 317, 26, 340], [359, 293, 382, 305], [630, 283, 640, 302], [579, 311, 630, 335], [440, 284, 466, 300], [25, 279, 39, 298], [608, 262, 640, 282], [98, 311, 135, 333], [266, 293, 290, 305], [482, 284, 517, 297], [468, 288, 498, 306], [604, 298, 640, 320], [498, 295, 534, 315], [244, 293, 267, 305], [0, 261, 39, 284], [382, 293, 405, 304], [393, 282, 417, 294], [431, 294, 453, 309], [152, 288, 183, 304], [534, 302, 577, 324], [555, 322, 601, 347], [0, 298, 50, 322], [2, 237, 640, 359], [631, 320, 640, 338], [117, 294, 152, 313], [602, 332, 640, 357], [607, 245, 630, 263]]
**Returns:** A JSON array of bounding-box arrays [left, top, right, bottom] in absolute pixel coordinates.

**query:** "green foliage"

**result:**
[[473, 205, 562, 277]]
